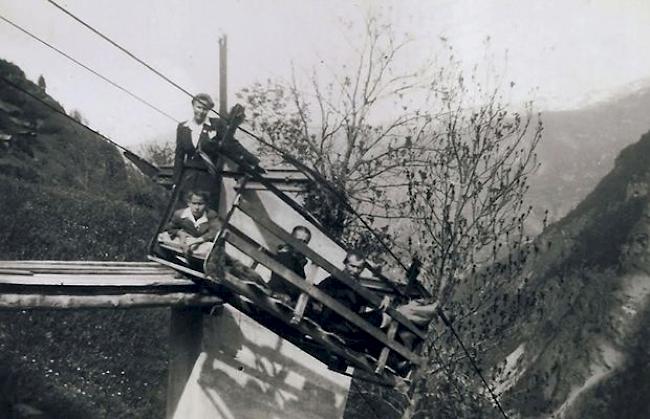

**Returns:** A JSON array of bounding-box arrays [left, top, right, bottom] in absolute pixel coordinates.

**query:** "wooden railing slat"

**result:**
[[224, 230, 421, 363], [376, 320, 399, 373], [236, 199, 426, 340], [291, 263, 320, 324]]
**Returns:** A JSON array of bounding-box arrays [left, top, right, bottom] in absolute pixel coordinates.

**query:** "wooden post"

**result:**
[[219, 35, 228, 115], [166, 36, 228, 418], [166, 307, 204, 419]]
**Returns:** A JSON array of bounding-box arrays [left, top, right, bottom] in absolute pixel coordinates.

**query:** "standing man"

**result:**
[[173, 93, 261, 193]]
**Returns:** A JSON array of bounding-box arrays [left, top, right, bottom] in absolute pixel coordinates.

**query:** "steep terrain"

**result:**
[[345, 131, 650, 419], [529, 86, 650, 228], [477, 130, 650, 418], [0, 58, 170, 418]]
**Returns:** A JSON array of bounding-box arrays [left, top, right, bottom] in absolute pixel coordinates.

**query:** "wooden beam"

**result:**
[[0, 274, 194, 288], [0, 261, 167, 268], [236, 200, 427, 340], [224, 230, 421, 364], [0, 292, 220, 310]]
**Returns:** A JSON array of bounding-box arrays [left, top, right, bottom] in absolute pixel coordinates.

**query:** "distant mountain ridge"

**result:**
[[476, 130, 650, 418], [529, 84, 650, 228]]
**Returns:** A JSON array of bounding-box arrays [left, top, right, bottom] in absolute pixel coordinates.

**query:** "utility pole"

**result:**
[[219, 35, 228, 115], [166, 37, 229, 418]]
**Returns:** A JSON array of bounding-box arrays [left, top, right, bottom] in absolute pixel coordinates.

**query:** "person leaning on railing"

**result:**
[[309, 250, 390, 351], [266, 225, 312, 302], [172, 93, 262, 201]]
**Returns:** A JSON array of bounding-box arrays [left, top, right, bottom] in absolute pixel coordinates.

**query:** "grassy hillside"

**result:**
[[0, 58, 172, 418]]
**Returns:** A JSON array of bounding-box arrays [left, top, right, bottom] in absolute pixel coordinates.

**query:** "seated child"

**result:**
[[158, 190, 222, 258], [266, 225, 312, 300], [310, 251, 386, 350]]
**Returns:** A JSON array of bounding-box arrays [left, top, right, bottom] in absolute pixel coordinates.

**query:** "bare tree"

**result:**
[[240, 14, 542, 417], [238, 14, 432, 245]]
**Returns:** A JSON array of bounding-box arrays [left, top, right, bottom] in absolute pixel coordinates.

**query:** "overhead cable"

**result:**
[[0, 75, 159, 178], [0, 14, 179, 123]]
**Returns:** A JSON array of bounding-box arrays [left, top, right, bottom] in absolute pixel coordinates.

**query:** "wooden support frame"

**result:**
[[223, 229, 421, 364], [291, 263, 320, 324], [376, 321, 399, 373], [212, 268, 400, 385], [236, 199, 426, 340]]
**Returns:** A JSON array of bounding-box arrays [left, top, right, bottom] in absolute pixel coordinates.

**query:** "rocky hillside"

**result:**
[[477, 130, 650, 418]]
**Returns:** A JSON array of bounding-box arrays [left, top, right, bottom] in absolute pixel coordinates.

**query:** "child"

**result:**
[[266, 225, 312, 300], [158, 190, 222, 258]]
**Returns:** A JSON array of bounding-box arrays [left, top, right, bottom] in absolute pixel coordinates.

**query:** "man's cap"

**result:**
[[192, 93, 215, 109]]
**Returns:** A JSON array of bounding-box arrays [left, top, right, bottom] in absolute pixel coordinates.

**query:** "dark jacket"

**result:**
[[173, 117, 227, 184], [314, 275, 382, 342], [267, 244, 308, 299], [164, 208, 222, 241], [173, 117, 262, 185]]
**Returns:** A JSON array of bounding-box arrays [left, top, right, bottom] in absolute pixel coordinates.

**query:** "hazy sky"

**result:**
[[1, 0, 650, 149]]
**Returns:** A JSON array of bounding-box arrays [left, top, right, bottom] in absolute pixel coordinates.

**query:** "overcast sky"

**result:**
[[1, 0, 650, 150]]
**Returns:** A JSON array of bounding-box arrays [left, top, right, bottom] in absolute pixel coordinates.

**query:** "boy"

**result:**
[[158, 190, 222, 258], [266, 225, 312, 300], [312, 251, 386, 348]]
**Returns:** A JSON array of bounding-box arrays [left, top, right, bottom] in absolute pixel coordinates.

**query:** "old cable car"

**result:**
[[147, 121, 430, 386]]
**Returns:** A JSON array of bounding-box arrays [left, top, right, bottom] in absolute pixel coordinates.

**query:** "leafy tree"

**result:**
[[69, 109, 87, 125], [138, 139, 175, 167]]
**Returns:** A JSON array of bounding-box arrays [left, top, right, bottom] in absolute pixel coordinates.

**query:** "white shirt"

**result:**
[[180, 207, 208, 229], [184, 117, 215, 149]]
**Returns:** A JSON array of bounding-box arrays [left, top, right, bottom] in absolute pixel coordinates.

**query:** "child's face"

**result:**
[[293, 229, 311, 245], [188, 195, 207, 218], [344, 255, 365, 278]]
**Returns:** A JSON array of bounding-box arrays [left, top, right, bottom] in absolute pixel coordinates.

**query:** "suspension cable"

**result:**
[[0, 74, 159, 177], [0, 14, 179, 123]]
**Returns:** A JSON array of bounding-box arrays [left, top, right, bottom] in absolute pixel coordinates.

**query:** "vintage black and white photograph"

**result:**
[[1, 1, 649, 418]]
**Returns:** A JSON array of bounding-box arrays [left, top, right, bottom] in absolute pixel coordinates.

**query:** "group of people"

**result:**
[[158, 92, 434, 371]]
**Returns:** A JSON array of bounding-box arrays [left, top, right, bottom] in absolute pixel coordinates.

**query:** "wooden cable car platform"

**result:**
[[0, 260, 221, 309], [146, 152, 432, 386]]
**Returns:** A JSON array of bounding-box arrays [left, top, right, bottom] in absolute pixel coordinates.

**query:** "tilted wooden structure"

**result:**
[[0, 260, 219, 309], [149, 146, 429, 387]]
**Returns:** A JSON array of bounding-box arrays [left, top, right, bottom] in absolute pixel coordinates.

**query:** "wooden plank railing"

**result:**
[[236, 199, 426, 340], [223, 228, 422, 364]]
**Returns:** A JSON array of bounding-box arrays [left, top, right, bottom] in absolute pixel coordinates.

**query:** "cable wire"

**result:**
[[0, 74, 159, 177], [0, 14, 179, 123], [45, 0, 412, 275], [38, 6, 509, 416], [437, 308, 509, 418]]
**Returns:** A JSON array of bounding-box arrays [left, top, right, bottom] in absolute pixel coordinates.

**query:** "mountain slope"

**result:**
[[0, 58, 170, 418], [529, 86, 650, 228], [479, 130, 650, 418]]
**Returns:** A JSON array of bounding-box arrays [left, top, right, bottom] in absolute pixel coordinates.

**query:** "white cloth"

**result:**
[[180, 208, 208, 229], [185, 117, 210, 149]]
